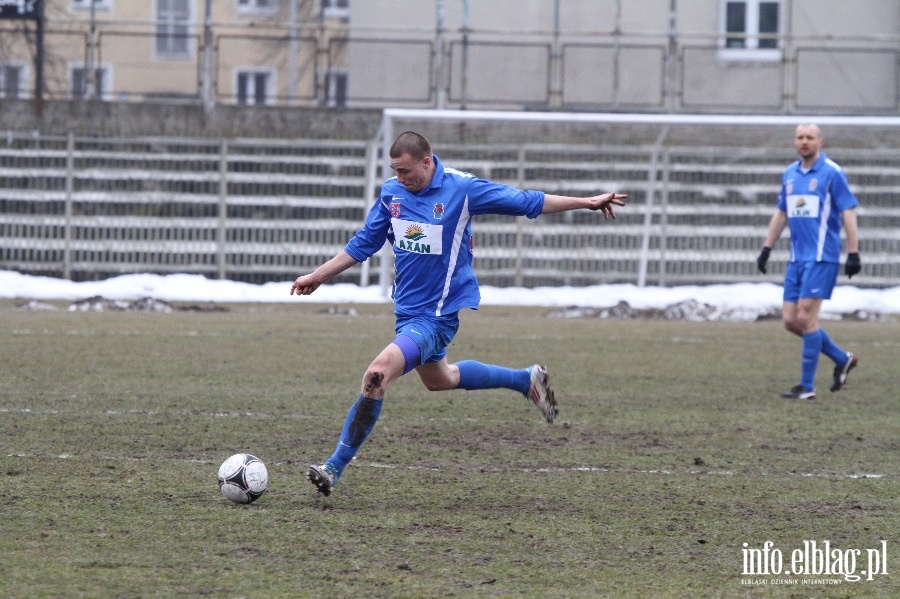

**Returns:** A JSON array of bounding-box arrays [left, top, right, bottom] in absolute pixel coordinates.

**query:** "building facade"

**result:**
[[0, 0, 348, 106], [0, 0, 897, 114]]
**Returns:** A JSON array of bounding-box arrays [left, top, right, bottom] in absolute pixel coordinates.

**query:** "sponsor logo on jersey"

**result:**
[[393, 219, 442, 255], [404, 224, 427, 241], [787, 194, 819, 218]]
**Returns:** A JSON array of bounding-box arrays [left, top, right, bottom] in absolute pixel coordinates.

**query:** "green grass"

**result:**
[[1, 300, 897, 598]]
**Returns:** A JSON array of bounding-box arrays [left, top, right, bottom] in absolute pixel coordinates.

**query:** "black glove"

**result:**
[[756, 247, 771, 274], [845, 252, 861, 278]]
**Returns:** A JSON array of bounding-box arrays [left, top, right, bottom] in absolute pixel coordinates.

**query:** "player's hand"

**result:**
[[845, 253, 861, 278], [290, 274, 320, 296], [756, 247, 771, 274], [593, 193, 627, 219]]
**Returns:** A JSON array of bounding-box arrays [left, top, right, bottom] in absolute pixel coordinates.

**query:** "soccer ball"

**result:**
[[217, 453, 268, 504]]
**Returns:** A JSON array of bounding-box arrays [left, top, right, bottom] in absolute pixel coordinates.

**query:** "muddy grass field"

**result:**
[[2, 300, 897, 598]]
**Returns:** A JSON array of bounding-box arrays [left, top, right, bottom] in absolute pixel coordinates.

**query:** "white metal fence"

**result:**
[[2, 112, 898, 289], [0, 135, 376, 284]]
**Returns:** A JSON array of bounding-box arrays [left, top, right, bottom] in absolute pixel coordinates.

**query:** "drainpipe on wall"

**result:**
[[664, 0, 678, 112], [288, 0, 298, 105], [201, 0, 214, 113], [435, 0, 446, 109], [460, 0, 470, 110]]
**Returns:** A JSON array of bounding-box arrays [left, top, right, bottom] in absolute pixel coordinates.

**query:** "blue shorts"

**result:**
[[394, 312, 460, 365], [783, 261, 839, 302]]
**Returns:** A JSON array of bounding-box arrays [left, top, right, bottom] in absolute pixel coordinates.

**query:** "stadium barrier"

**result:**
[[1, 112, 898, 289]]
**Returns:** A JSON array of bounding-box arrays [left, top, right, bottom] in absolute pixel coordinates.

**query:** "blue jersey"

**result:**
[[777, 152, 858, 263], [345, 154, 544, 316]]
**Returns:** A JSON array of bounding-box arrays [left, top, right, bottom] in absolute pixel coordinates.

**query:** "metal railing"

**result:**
[[1, 129, 897, 288]]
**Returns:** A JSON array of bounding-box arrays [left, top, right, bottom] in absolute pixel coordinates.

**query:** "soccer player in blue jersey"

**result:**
[[291, 130, 627, 496], [757, 123, 860, 400]]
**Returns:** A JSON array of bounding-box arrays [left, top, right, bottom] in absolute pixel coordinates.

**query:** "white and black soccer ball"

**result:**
[[217, 453, 268, 504]]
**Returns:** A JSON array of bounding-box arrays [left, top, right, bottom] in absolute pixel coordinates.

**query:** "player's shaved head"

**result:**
[[390, 131, 432, 160], [795, 122, 822, 139]]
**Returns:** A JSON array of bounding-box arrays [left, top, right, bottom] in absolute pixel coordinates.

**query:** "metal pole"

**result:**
[[360, 137, 380, 285], [217, 139, 228, 279], [435, 0, 446, 109], [612, 0, 622, 109], [658, 149, 671, 286], [460, 0, 469, 109], [549, 0, 561, 108], [378, 113, 394, 297], [202, 0, 214, 112], [86, 0, 97, 99], [515, 147, 526, 286], [288, 0, 298, 104], [783, 0, 795, 114], [665, 0, 678, 112], [638, 126, 669, 287], [34, 2, 44, 117], [63, 132, 74, 280]]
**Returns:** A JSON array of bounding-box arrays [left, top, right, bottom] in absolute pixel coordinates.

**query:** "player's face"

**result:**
[[794, 126, 822, 161], [390, 153, 432, 192]]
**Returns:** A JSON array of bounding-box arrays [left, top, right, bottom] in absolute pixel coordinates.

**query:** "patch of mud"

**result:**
[[545, 299, 889, 322], [58, 296, 228, 313]]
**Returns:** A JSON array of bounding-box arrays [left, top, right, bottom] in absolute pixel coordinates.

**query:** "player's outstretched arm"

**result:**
[[541, 192, 627, 218], [290, 250, 359, 296]]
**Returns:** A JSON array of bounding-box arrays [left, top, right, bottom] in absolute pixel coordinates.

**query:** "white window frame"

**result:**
[[69, 62, 113, 101], [236, 0, 278, 16], [234, 68, 276, 106], [71, 0, 113, 11], [0, 62, 29, 99], [156, 0, 194, 59], [718, 0, 782, 62], [320, 0, 349, 21]]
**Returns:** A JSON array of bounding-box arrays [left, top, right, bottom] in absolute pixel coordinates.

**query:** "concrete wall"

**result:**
[[0, 100, 383, 139]]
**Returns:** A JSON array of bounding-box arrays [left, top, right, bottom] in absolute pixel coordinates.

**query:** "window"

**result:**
[[71, 0, 113, 11], [236, 0, 278, 15], [235, 69, 275, 105], [0, 64, 26, 99], [321, 0, 349, 21], [720, 0, 781, 60], [324, 70, 347, 107], [236, 0, 276, 15], [157, 0, 192, 58], [70, 64, 112, 100]]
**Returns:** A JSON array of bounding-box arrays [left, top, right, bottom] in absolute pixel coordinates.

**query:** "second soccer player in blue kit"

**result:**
[[757, 123, 861, 400]]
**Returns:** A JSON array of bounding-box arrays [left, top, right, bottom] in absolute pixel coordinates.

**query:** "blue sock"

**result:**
[[456, 360, 531, 395], [819, 328, 847, 364], [800, 330, 822, 391], [325, 394, 383, 478]]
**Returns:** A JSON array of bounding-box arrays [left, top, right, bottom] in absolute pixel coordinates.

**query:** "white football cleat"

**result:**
[[527, 364, 558, 423]]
